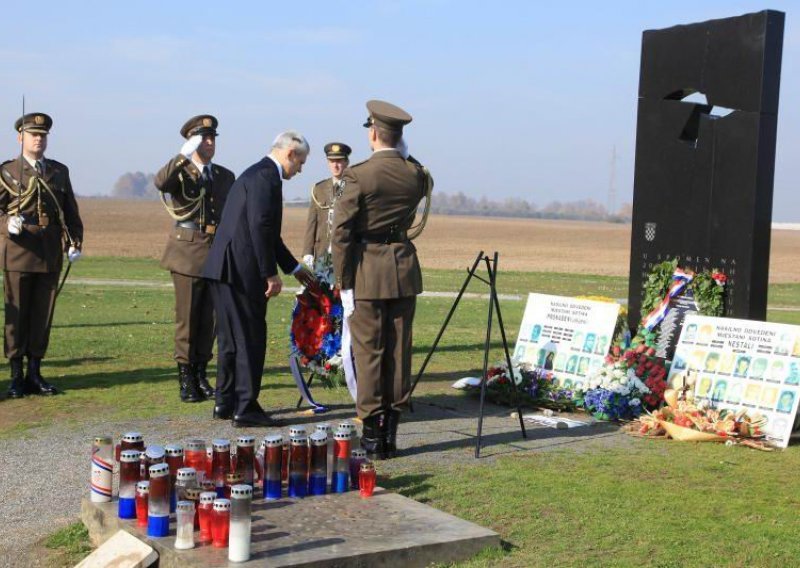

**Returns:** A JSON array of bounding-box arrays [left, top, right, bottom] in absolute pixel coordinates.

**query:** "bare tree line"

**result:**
[[109, 172, 633, 223]]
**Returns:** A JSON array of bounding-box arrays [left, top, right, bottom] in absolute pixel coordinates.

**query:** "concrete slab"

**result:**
[[82, 487, 499, 568], [75, 529, 157, 568]]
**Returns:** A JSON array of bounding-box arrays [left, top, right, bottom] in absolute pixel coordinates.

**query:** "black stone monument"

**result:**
[[627, 10, 784, 333]]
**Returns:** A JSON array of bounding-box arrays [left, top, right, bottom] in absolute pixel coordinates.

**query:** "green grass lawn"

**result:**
[[6, 257, 800, 567]]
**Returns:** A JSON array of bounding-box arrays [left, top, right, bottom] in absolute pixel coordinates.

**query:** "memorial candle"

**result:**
[[90, 436, 113, 503], [135, 480, 149, 527], [229, 485, 253, 562], [175, 467, 198, 502], [119, 432, 144, 462], [288, 435, 308, 498], [359, 461, 377, 498], [211, 498, 231, 548], [337, 421, 357, 442], [165, 444, 184, 512], [211, 439, 231, 497], [281, 439, 289, 483], [141, 446, 165, 481], [147, 463, 170, 537], [118, 450, 141, 519], [349, 448, 367, 490], [224, 472, 244, 499], [184, 486, 202, 529], [263, 434, 283, 500], [198, 491, 216, 544], [315, 423, 335, 486], [174, 500, 195, 550], [184, 439, 207, 483], [235, 435, 255, 486], [308, 431, 328, 496], [332, 428, 351, 493]]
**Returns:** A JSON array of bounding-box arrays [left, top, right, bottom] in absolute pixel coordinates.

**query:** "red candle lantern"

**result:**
[[211, 439, 231, 497], [135, 480, 149, 527], [359, 461, 377, 498], [184, 439, 207, 483], [198, 491, 216, 544], [235, 435, 255, 487], [211, 498, 231, 548]]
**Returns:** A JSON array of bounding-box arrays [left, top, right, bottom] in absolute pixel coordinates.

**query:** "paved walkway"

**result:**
[[0, 395, 626, 567]]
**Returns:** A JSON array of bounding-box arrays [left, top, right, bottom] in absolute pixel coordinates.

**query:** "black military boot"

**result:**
[[361, 415, 386, 460], [193, 362, 214, 400], [384, 410, 401, 459], [7, 358, 25, 399], [25, 357, 59, 395], [178, 363, 202, 403]]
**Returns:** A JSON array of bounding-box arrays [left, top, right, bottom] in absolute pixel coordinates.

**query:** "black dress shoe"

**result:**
[[6, 358, 25, 399], [178, 363, 202, 403], [213, 405, 233, 420], [25, 357, 58, 395], [384, 411, 401, 459], [361, 415, 386, 460], [232, 411, 280, 428]]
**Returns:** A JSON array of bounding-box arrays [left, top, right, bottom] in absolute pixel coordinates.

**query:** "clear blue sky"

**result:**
[[1, 1, 798, 219]]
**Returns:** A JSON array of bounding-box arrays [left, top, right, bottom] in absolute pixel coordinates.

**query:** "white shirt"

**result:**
[[192, 159, 212, 179], [23, 155, 45, 172]]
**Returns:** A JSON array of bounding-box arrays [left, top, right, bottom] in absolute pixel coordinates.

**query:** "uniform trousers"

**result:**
[[3, 270, 59, 359], [171, 272, 215, 364], [210, 280, 267, 415], [349, 296, 416, 419]]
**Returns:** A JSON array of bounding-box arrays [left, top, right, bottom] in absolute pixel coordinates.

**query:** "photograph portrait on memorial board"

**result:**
[[544, 351, 555, 371], [711, 380, 728, 403], [572, 332, 584, 350], [563, 378, 574, 390], [690, 350, 707, 370], [697, 376, 712, 398], [594, 335, 608, 355], [768, 360, 785, 383], [744, 383, 762, 405], [684, 323, 698, 343], [726, 382, 743, 404], [734, 356, 751, 378], [750, 358, 768, 380], [786, 362, 800, 386], [698, 325, 714, 344], [514, 344, 526, 361], [777, 390, 796, 414], [530, 324, 542, 342], [566, 355, 578, 374], [577, 357, 590, 377], [704, 352, 720, 373], [775, 333, 792, 356], [554, 353, 567, 371], [760, 387, 778, 409], [793, 337, 800, 357], [719, 352, 735, 375], [673, 353, 687, 371], [583, 333, 596, 353]]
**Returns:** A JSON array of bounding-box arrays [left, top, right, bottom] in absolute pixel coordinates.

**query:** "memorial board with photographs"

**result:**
[[513, 294, 620, 391], [669, 314, 800, 448]]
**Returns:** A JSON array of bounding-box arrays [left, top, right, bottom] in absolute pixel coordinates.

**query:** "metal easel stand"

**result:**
[[408, 250, 527, 458]]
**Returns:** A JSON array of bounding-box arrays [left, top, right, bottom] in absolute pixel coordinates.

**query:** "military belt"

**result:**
[[358, 230, 408, 245], [176, 220, 216, 235]]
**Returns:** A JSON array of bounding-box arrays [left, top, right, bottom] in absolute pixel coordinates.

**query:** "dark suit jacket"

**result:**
[[202, 157, 298, 294]]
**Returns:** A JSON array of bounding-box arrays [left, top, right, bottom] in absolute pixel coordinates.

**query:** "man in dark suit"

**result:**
[[203, 131, 315, 427]]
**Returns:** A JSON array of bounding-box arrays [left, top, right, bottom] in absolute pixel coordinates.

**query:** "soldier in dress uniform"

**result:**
[[1, 113, 83, 398], [154, 115, 235, 405], [302, 142, 351, 265], [302, 142, 358, 401], [332, 100, 432, 459]]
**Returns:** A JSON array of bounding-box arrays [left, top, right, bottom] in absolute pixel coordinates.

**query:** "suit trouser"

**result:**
[[171, 272, 215, 364], [3, 270, 59, 359], [349, 296, 416, 420], [210, 281, 267, 415]]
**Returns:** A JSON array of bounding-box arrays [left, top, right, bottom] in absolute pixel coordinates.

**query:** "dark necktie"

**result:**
[[202, 165, 211, 185], [35, 160, 43, 177]]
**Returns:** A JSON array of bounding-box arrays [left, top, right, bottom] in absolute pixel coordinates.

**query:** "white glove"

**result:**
[[180, 134, 203, 159], [68, 246, 82, 263], [341, 289, 355, 318], [302, 254, 314, 268], [7, 215, 22, 235]]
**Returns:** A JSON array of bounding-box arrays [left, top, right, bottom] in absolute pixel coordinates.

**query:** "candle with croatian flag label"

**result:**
[[315, 423, 335, 486], [90, 436, 113, 503], [147, 463, 170, 537], [263, 434, 283, 500], [288, 435, 308, 498], [332, 428, 351, 493], [119, 450, 142, 519], [212, 439, 231, 497], [308, 431, 328, 495]]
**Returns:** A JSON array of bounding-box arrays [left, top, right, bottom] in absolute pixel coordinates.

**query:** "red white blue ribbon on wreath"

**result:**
[[641, 267, 695, 331]]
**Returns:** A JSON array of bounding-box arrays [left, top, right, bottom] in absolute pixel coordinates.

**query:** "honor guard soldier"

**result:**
[[302, 142, 351, 266], [302, 142, 358, 401], [1, 113, 83, 398], [154, 115, 235, 404], [332, 101, 433, 458]]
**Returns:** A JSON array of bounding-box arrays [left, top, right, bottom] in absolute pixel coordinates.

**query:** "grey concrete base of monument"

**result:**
[[81, 489, 499, 567]]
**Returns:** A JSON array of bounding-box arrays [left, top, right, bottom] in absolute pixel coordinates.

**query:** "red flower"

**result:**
[[712, 271, 727, 285]]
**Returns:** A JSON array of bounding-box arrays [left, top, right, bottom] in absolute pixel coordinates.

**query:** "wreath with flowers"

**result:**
[[640, 258, 727, 325], [289, 258, 345, 386]]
